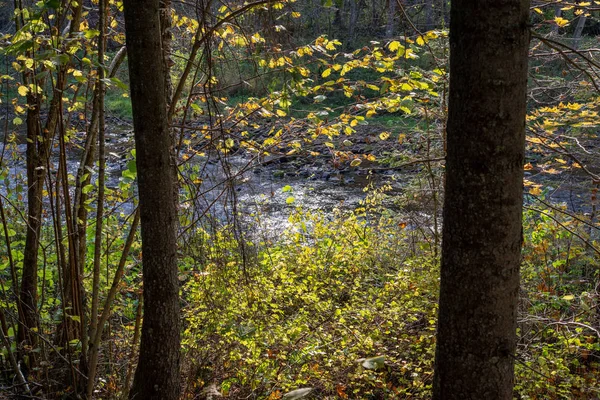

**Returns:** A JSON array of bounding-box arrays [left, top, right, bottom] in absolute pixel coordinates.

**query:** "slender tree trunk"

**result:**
[[442, 0, 448, 25], [124, 0, 181, 398], [18, 2, 84, 364], [553, 6, 561, 34], [432, 0, 530, 399], [18, 92, 43, 357], [425, 0, 434, 30], [573, 14, 587, 49], [386, 0, 396, 38], [347, 0, 359, 47]]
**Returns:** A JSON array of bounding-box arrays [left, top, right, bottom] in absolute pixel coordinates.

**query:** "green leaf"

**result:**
[[190, 103, 202, 114], [122, 169, 136, 180], [82, 184, 94, 194], [110, 77, 129, 90], [68, 315, 81, 323], [282, 185, 293, 192], [127, 160, 137, 174], [44, 0, 61, 9], [84, 29, 101, 39]]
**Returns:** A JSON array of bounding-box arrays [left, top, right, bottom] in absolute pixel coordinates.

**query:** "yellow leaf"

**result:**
[[562, 295, 575, 301], [325, 41, 338, 50], [18, 86, 28, 96], [276, 109, 287, 117], [554, 17, 569, 27], [379, 131, 391, 140], [416, 36, 425, 46], [350, 159, 362, 167], [523, 163, 534, 171], [322, 68, 332, 78], [388, 41, 402, 52], [529, 186, 542, 196], [533, 7, 543, 14], [425, 31, 439, 39]]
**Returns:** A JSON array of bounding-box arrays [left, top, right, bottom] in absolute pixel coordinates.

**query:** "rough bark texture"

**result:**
[[124, 1, 181, 399], [18, 93, 43, 354], [432, 1, 530, 399]]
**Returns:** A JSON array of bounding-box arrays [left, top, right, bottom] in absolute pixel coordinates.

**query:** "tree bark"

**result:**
[[573, 13, 587, 49], [386, 0, 396, 38], [432, 1, 530, 399], [18, 92, 43, 356], [124, 0, 181, 399]]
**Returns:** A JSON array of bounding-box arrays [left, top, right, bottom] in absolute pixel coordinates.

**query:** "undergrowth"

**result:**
[[179, 194, 600, 399]]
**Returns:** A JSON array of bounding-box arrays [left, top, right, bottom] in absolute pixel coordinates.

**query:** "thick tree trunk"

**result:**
[[124, 0, 181, 399], [432, 1, 530, 399]]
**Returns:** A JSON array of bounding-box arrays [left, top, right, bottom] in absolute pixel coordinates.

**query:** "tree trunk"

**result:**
[[18, 92, 43, 358], [347, 0, 359, 47], [573, 14, 587, 49], [425, 0, 434, 30], [124, 0, 181, 399], [553, 6, 561, 34], [432, 0, 530, 399], [386, 0, 396, 38]]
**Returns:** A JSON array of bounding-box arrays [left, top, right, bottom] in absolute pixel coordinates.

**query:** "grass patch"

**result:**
[[106, 89, 133, 119]]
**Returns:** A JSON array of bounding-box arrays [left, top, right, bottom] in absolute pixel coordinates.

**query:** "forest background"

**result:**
[[0, 0, 599, 398]]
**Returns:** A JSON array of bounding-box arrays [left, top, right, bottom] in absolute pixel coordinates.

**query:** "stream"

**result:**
[[2, 118, 596, 239], [0, 121, 412, 237]]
